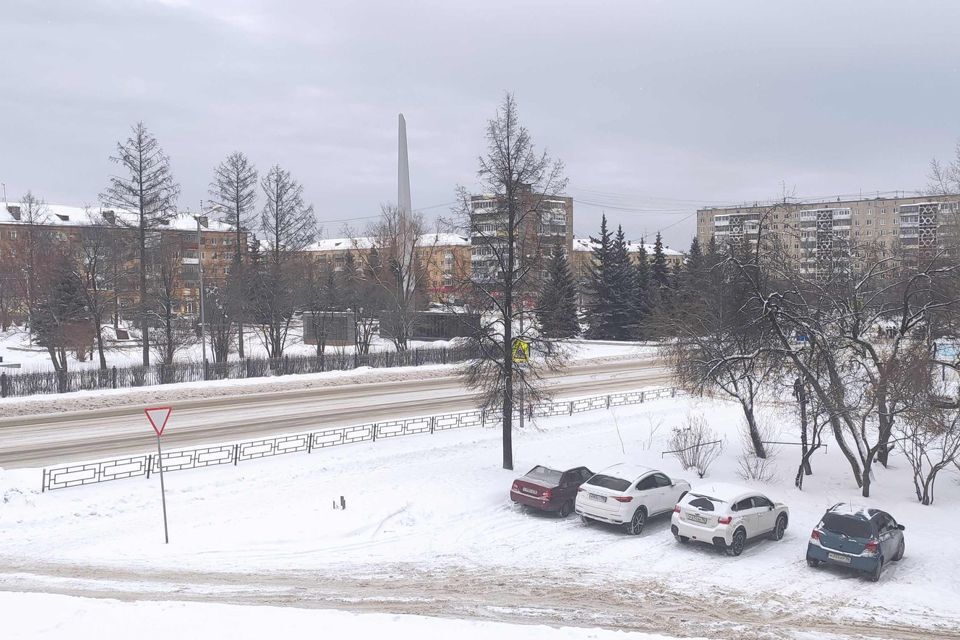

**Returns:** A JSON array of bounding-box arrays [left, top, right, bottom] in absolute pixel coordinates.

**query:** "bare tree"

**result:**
[[255, 164, 316, 359], [453, 93, 567, 470], [77, 217, 123, 370], [927, 140, 960, 195], [351, 205, 432, 351], [897, 379, 960, 504], [148, 233, 192, 370], [209, 152, 257, 359], [100, 122, 180, 366], [15, 191, 53, 333]]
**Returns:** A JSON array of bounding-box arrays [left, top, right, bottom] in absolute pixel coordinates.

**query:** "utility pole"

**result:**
[[195, 205, 208, 378]]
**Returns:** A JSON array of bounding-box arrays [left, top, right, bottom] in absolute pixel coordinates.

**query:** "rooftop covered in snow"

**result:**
[[572, 237, 683, 256], [1, 202, 234, 233]]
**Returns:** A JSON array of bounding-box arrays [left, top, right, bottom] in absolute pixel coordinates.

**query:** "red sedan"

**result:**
[[510, 465, 594, 517]]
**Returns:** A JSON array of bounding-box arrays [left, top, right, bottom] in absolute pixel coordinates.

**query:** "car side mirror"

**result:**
[[897, 524, 905, 531], [768, 505, 774, 511]]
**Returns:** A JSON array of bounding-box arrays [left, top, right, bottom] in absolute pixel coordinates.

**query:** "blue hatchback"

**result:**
[[806, 504, 905, 582]]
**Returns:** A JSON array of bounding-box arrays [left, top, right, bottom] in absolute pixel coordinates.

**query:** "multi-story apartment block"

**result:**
[[696, 193, 960, 274], [301, 233, 471, 304], [468, 188, 573, 288], [0, 202, 242, 319]]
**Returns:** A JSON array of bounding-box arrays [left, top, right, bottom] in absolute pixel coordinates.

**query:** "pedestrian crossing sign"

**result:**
[[512, 338, 530, 363]]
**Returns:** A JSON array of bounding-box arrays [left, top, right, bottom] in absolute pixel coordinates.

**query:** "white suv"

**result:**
[[671, 483, 789, 556], [575, 463, 690, 535]]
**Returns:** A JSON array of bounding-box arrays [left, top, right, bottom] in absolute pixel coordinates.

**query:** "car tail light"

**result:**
[[613, 496, 633, 503], [542, 489, 552, 501], [864, 540, 879, 556], [717, 516, 732, 525], [511, 483, 519, 492], [673, 505, 681, 513], [810, 529, 822, 542], [577, 487, 585, 492]]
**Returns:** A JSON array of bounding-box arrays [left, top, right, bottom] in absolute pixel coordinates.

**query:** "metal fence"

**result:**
[[0, 343, 481, 399], [40, 386, 681, 491]]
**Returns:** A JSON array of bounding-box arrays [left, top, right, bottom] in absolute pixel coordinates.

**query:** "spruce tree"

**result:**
[[634, 239, 650, 339], [585, 215, 615, 338], [651, 231, 669, 288], [536, 242, 580, 338], [609, 226, 637, 340]]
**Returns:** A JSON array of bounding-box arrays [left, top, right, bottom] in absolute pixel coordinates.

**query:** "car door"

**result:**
[[876, 512, 899, 558], [634, 474, 659, 512], [652, 473, 675, 514], [751, 496, 776, 534], [732, 497, 757, 537], [558, 471, 577, 504]]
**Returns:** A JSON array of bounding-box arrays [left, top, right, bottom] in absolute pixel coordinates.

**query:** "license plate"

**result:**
[[589, 493, 607, 503], [827, 553, 852, 564], [521, 487, 538, 495], [686, 513, 707, 524]]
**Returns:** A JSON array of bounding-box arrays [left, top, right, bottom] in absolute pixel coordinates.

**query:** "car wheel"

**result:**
[[869, 558, 884, 582], [894, 540, 905, 561], [770, 514, 787, 541], [625, 507, 647, 535], [558, 500, 573, 518], [675, 534, 689, 544], [806, 557, 820, 568], [726, 528, 746, 556], [580, 515, 592, 526]]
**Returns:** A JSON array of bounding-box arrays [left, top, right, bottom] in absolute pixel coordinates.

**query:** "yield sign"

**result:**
[[145, 407, 173, 437]]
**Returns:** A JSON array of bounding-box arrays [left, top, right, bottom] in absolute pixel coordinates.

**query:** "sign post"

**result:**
[[512, 338, 530, 430], [145, 407, 172, 544]]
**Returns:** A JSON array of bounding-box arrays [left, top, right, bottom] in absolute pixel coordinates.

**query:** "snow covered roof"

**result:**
[[572, 237, 683, 256], [1, 202, 234, 233], [688, 482, 759, 503], [304, 233, 470, 252], [596, 462, 654, 480]]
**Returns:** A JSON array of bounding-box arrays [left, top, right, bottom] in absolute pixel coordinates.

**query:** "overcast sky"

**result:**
[[2, 0, 959, 248]]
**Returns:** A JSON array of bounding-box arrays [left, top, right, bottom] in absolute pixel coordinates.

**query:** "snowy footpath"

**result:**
[[1, 393, 959, 639]]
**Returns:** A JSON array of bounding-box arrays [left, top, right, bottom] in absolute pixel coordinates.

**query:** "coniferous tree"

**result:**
[[651, 231, 669, 288], [100, 122, 180, 366], [537, 241, 580, 338], [634, 239, 650, 339], [609, 226, 637, 340], [33, 254, 92, 376], [585, 215, 615, 338]]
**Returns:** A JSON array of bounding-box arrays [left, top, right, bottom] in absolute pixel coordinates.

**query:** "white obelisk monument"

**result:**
[[398, 114, 415, 296]]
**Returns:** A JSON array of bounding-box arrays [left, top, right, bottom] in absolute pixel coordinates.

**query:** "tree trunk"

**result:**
[[95, 321, 107, 370], [795, 379, 812, 476], [139, 224, 150, 366], [741, 399, 767, 459]]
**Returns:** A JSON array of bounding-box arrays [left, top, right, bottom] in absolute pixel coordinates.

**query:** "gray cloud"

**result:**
[[2, 0, 959, 249]]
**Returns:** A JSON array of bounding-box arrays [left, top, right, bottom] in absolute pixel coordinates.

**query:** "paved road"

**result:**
[[0, 358, 672, 467]]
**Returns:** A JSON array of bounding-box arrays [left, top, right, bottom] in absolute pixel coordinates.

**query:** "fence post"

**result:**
[[430, 416, 436, 434], [606, 395, 611, 409], [671, 388, 676, 398], [233, 443, 239, 465], [569, 401, 574, 416], [480, 409, 486, 425], [283, 355, 289, 376], [41, 468, 46, 492], [0, 372, 6, 398], [640, 391, 645, 403], [372, 423, 378, 442], [307, 433, 313, 454]]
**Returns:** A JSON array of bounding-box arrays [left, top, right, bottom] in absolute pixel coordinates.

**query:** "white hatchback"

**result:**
[[575, 463, 690, 535], [670, 483, 789, 556]]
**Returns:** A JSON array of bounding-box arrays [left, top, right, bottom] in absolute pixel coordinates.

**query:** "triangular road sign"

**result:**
[[512, 338, 529, 363], [145, 407, 173, 437]]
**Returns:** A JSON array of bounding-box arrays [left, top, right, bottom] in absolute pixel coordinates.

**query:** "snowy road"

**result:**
[[0, 357, 670, 467], [1, 562, 955, 639]]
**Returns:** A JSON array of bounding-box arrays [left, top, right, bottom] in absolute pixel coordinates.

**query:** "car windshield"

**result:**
[[687, 496, 720, 512], [525, 466, 562, 483], [588, 474, 631, 492], [822, 513, 873, 539]]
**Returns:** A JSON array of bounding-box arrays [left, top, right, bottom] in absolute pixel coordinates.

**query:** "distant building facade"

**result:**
[[696, 193, 960, 275], [570, 237, 684, 305]]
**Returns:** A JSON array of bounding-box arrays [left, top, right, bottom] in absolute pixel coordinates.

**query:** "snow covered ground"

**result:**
[[2, 392, 959, 637]]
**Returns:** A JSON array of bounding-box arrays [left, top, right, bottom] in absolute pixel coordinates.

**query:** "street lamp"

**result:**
[[194, 208, 208, 378]]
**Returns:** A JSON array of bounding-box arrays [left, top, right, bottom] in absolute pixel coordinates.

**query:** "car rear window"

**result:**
[[822, 513, 873, 539], [687, 496, 719, 512], [526, 466, 562, 483], [588, 474, 631, 492]]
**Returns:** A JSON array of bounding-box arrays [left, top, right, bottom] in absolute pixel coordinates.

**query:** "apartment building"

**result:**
[[301, 233, 472, 304], [696, 193, 960, 274], [0, 202, 242, 319], [468, 189, 573, 286]]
